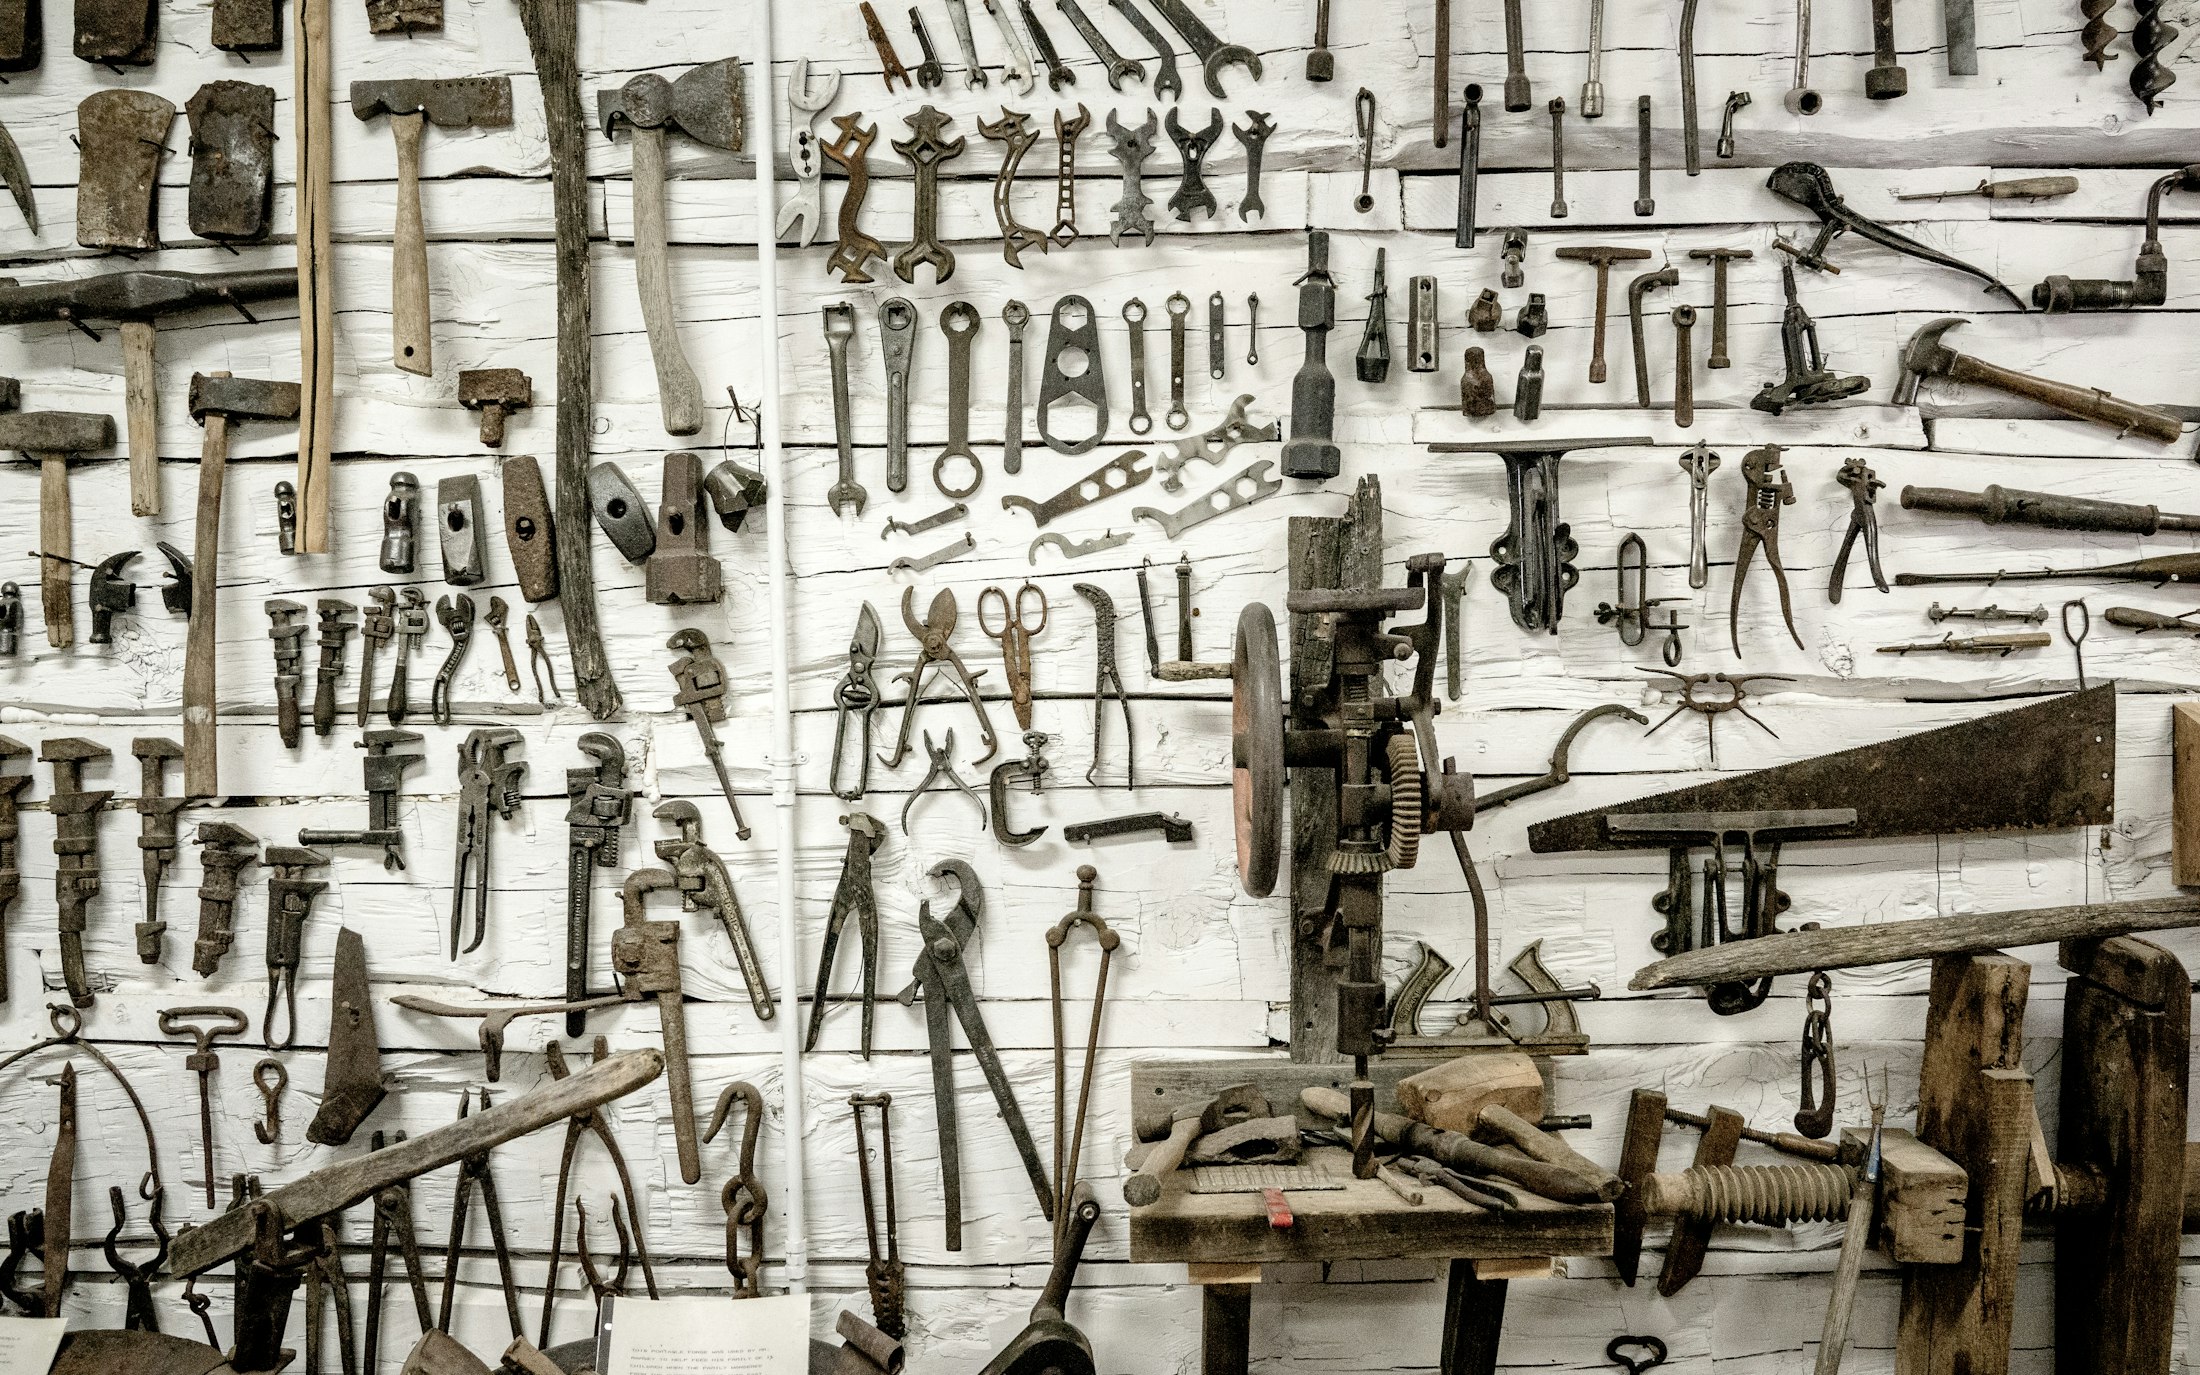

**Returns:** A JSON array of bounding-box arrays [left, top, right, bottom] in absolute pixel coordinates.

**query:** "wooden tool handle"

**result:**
[[390, 111, 432, 376], [1476, 1104, 1626, 1200], [1813, 1182, 1875, 1374], [630, 125, 703, 435], [39, 452, 71, 648], [1123, 1115, 1200, 1207], [121, 320, 159, 516], [183, 412, 231, 796], [1301, 1087, 1608, 1205], [294, 0, 335, 551], [1943, 351, 2183, 444]]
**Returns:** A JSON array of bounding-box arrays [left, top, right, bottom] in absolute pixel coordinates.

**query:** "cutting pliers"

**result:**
[[880, 587, 999, 768], [1829, 456, 1889, 604], [832, 603, 884, 801], [902, 729, 987, 834], [1730, 445, 1803, 655]]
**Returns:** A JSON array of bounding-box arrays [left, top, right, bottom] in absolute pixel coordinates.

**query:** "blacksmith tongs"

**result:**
[[880, 587, 1000, 768], [1829, 456, 1888, 604], [806, 811, 885, 1057]]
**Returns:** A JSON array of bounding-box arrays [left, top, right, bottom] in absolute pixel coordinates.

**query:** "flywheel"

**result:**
[[1232, 601, 1284, 898]]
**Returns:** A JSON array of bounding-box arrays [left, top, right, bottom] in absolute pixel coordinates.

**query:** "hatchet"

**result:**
[[598, 59, 744, 436], [350, 76, 514, 377]]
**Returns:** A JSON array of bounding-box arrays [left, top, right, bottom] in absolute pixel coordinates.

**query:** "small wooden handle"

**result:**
[[39, 452, 71, 647], [1124, 1116, 1200, 1207], [629, 125, 703, 435], [390, 111, 432, 376], [121, 320, 160, 516], [183, 407, 231, 797], [1476, 1104, 1625, 1198]]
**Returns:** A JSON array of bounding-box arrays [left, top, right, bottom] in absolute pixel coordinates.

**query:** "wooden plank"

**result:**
[[2174, 703, 2200, 886], [1286, 512, 1343, 1063], [1843, 1126, 1967, 1266], [1657, 1104, 1741, 1297], [1610, 1087, 1667, 1287]]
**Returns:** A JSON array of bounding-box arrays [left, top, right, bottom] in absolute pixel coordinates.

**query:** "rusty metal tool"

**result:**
[[1731, 445, 1803, 654], [611, 867, 702, 1184], [305, 925, 384, 1147], [809, 812, 885, 1056], [1894, 316, 2183, 441], [655, 800, 775, 1020], [944, 0, 987, 86], [1717, 91, 1749, 158], [458, 369, 531, 446], [362, 1130, 434, 1375], [860, 1, 912, 87], [1430, 437, 1651, 633], [1074, 583, 1133, 787], [1784, 0, 1821, 111], [1357, 247, 1392, 382], [1929, 602, 2048, 624], [1671, 306, 1697, 423], [1879, 631, 2053, 655], [2106, 606, 2200, 639], [76, 91, 173, 247], [429, 592, 475, 726], [1020, 0, 1072, 88], [894, 105, 964, 284], [978, 108, 1048, 268], [43, 738, 110, 1008], [1754, 261, 1869, 414], [935, 302, 984, 498], [0, 739, 25, 999], [851, 1093, 905, 1337], [832, 605, 885, 803], [0, 117, 34, 235], [1307, 0, 1331, 78], [1001, 300, 1032, 474], [1678, 0, 1702, 172], [451, 728, 526, 958], [598, 61, 742, 434], [313, 599, 357, 734], [381, 472, 421, 573], [1554, 246, 1650, 384], [904, 729, 988, 835], [261, 844, 330, 1047], [1865, 0, 1907, 96], [1049, 868, 1117, 1248], [482, 596, 520, 694], [1282, 229, 1341, 479], [158, 1004, 248, 1207], [1899, 550, 2200, 587], [1769, 162, 2026, 308], [989, 731, 1050, 846], [878, 297, 915, 491], [1407, 277, 1436, 373], [559, 732, 630, 1038], [1165, 291, 1192, 427], [253, 1060, 286, 1144], [773, 59, 839, 249], [1454, 84, 1482, 247], [882, 587, 1000, 767], [1104, 108, 1158, 246], [1062, 810, 1193, 844], [435, 1088, 520, 1338], [1110, 0, 1182, 99], [666, 629, 753, 841], [980, 581, 1047, 733], [1153, 393, 1279, 491], [1596, 534, 1687, 666], [1547, 98, 1568, 216], [356, 587, 394, 727], [267, 599, 311, 748], [100, 1185, 167, 1333], [909, 6, 947, 86], [1060, 0, 1141, 87], [983, 0, 1038, 91], [646, 452, 722, 604], [129, 738, 183, 965], [1052, 104, 1089, 245], [1829, 458, 1888, 604], [1687, 248, 1750, 368], [1625, 265, 1677, 408], [1146, 0, 1258, 96], [190, 821, 257, 979], [821, 304, 867, 516], [1897, 175, 2081, 202], [1165, 106, 1221, 224], [350, 78, 515, 376], [3, 410, 114, 647], [300, 728, 424, 871], [824, 112, 886, 284], [186, 81, 276, 241], [527, 615, 562, 706]]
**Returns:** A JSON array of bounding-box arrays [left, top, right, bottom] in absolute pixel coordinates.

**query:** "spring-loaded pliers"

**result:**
[[806, 812, 885, 1057], [705, 1081, 768, 1298], [438, 1087, 521, 1339], [430, 593, 475, 726], [539, 1038, 657, 1351], [832, 603, 884, 801], [363, 1130, 433, 1375], [101, 1184, 167, 1332], [654, 800, 776, 1020], [880, 587, 999, 768], [1730, 445, 1803, 655], [450, 727, 526, 959], [902, 729, 988, 834], [1829, 456, 1888, 604], [1073, 582, 1133, 787]]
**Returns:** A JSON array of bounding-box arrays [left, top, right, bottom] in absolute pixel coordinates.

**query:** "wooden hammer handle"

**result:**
[[1123, 1115, 1199, 1207], [390, 111, 432, 376], [121, 320, 159, 517], [183, 412, 231, 797], [1476, 1104, 1625, 1199], [39, 452, 71, 648]]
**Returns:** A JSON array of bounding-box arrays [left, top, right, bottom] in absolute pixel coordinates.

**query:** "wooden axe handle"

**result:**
[[183, 403, 232, 797], [628, 124, 704, 435], [121, 320, 159, 516], [390, 111, 432, 376]]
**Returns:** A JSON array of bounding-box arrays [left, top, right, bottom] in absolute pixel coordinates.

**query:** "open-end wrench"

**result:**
[[909, 8, 948, 87], [881, 299, 916, 495], [1124, 298, 1154, 434], [484, 596, 522, 692], [1109, 0, 1183, 101], [1105, 108, 1159, 247], [1165, 292, 1191, 430], [1004, 301, 1031, 475], [983, 0, 1038, 93], [891, 107, 963, 286], [861, 2, 915, 89], [1233, 110, 1273, 221], [1020, 0, 1077, 89], [1059, 0, 1144, 88], [936, 303, 983, 500], [1146, 0, 1261, 97], [945, 0, 990, 85], [776, 60, 841, 248], [826, 303, 867, 516], [1166, 106, 1222, 221]]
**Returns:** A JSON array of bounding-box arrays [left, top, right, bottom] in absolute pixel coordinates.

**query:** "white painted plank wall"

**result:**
[[0, 0, 2198, 1368]]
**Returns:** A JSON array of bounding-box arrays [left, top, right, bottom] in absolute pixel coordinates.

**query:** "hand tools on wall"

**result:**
[[611, 868, 702, 1184], [861, 2, 912, 86], [435, 1088, 520, 1338], [978, 108, 1048, 267], [356, 587, 395, 727], [191, 821, 258, 979], [1051, 115, 1088, 241], [1894, 317, 2183, 441], [2130, 0, 2174, 107], [1880, 630, 2052, 655], [527, 615, 563, 706], [831, 606, 885, 802], [1634, 96, 1657, 214], [1145, 0, 1257, 96], [1453, 84, 1481, 246], [598, 61, 741, 434], [1731, 445, 1803, 654], [561, 732, 629, 1036], [2035, 165, 2198, 309], [654, 800, 775, 1020], [905, 728, 987, 833], [1547, 98, 1568, 217], [1282, 230, 1340, 479], [1768, 162, 2026, 308], [1430, 438, 1652, 633], [6, 411, 113, 647], [253, 1059, 286, 1143], [1049, 868, 1116, 1247], [883, 587, 1001, 768], [458, 369, 531, 447], [775, 60, 840, 249], [76, 91, 172, 249], [820, 305, 868, 516], [1132, 458, 1284, 538], [186, 82, 277, 241], [477, 596, 520, 695], [100, 1185, 167, 1333], [824, 113, 887, 283], [1164, 291, 1192, 426], [987, 730, 1049, 845], [381, 472, 421, 574], [451, 728, 525, 958], [1898, 174, 2080, 202], [43, 738, 109, 1008], [350, 78, 514, 377], [129, 738, 182, 965], [850, 1092, 905, 1339], [983, 0, 1036, 91], [936, 302, 984, 497], [1782, 0, 1821, 111], [910, 9, 948, 87], [646, 452, 721, 603], [1109, 0, 1181, 99], [1753, 262, 1869, 413], [1899, 549, 2200, 586], [158, 1005, 248, 1207], [306, 925, 384, 1147], [430, 592, 476, 726], [877, 298, 917, 491], [1061, 0, 1141, 88], [1904, 480, 2200, 537], [301, 728, 424, 870], [1828, 458, 1887, 603], [1167, 105, 1222, 221], [1104, 108, 1158, 246], [1930, 602, 2049, 625], [1037, 294, 1109, 453], [1687, 247, 1749, 367], [1625, 265, 1676, 408], [1356, 249, 1392, 382], [667, 629, 754, 841], [313, 600, 356, 735], [1554, 246, 1649, 384], [261, 843, 329, 1047], [893, 105, 963, 284], [1671, 306, 1697, 423], [809, 812, 884, 1055], [1595, 534, 1686, 666], [0, 582, 16, 653], [703, 1081, 767, 1298], [1072, 583, 1134, 787]]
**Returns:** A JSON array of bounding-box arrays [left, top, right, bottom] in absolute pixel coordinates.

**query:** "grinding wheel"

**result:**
[[1233, 600, 1284, 897]]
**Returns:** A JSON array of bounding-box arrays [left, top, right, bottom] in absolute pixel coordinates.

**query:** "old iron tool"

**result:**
[[388, 588, 430, 724], [824, 113, 887, 284], [451, 728, 526, 958], [157, 1005, 248, 1207], [1608, 1336, 1668, 1374], [1716, 91, 1750, 158], [350, 78, 516, 376], [883, 587, 1001, 767], [0, 117, 34, 235], [430, 593, 476, 727], [436, 1089, 520, 1339], [1104, 108, 1158, 246], [1893, 316, 2183, 443], [261, 844, 330, 1046], [1441, 568, 1469, 699], [1385, 937, 1599, 1057], [983, 0, 1038, 91], [654, 800, 775, 1020], [868, 298, 915, 494], [1500, 229, 1529, 288], [1406, 276, 1438, 374], [911, 6, 948, 87], [76, 92, 172, 247], [313, 599, 358, 734], [667, 628, 755, 841], [1146, 0, 1258, 95], [43, 738, 111, 1008], [1595, 534, 1687, 666], [1864, 0, 1907, 96], [1782, 0, 1821, 111], [1110, 0, 1183, 99], [1794, 972, 1836, 1137], [1154, 394, 1280, 491], [860, 1, 912, 87], [1282, 230, 1341, 478], [1454, 84, 1483, 246], [1879, 631, 2052, 655], [1052, 106, 1090, 246], [263, 600, 311, 750], [0, 583, 17, 655], [1164, 291, 1193, 427], [1498, 0, 1531, 106], [1357, 248, 1393, 383], [647, 452, 723, 604], [561, 732, 630, 1037], [1753, 261, 1869, 414], [1049, 869, 1117, 1242], [356, 587, 395, 727], [978, 108, 1049, 269], [1074, 583, 1134, 787], [989, 731, 1052, 846], [944, 0, 987, 86], [833, 605, 886, 802], [611, 868, 703, 1183], [101, 1185, 167, 1333], [588, 461, 655, 564], [76, 550, 140, 646], [1006, 450, 1153, 529], [820, 303, 867, 516], [2034, 167, 2198, 310], [1038, 295, 1110, 452], [457, 368, 531, 448], [5, 411, 115, 647], [2131, 0, 2174, 107], [1062, 811, 1194, 844], [1768, 162, 2026, 309], [981, 581, 1048, 732], [1223, 112, 1274, 226], [528, 615, 563, 704], [1547, 97, 1568, 217], [1460, 347, 1497, 416], [1003, 300, 1032, 474], [936, 302, 985, 499], [1687, 247, 1751, 367], [1896, 175, 2081, 202], [1031, 530, 1133, 564], [1730, 446, 1803, 654], [480, 596, 521, 695], [1898, 550, 2200, 587], [1829, 458, 1888, 604], [1135, 559, 1164, 676], [704, 1083, 768, 1298], [1554, 246, 1651, 384], [1641, 668, 1788, 758], [0, 740, 26, 998], [530, 1043, 660, 1349], [1164, 105, 1222, 222], [904, 729, 989, 835], [893, 105, 964, 285], [361, 1130, 435, 1375], [381, 472, 421, 573], [891, 532, 977, 577], [307, 926, 384, 1147], [851, 1093, 906, 1338], [1671, 306, 1698, 424], [1625, 265, 1677, 408], [1634, 94, 1658, 213], [1133, 459, 1284, 540], [128, 738, 183, 966], [774, 59, 840, 249], [1930, 602, 2049, 624], [190, 821, 257, 979], [1060, 0, 1141, 87], [1430, 438, 1654, 633], [300, 728, 425, 871], [186, 82, 276, 242], [808, 812, 885, 1056]]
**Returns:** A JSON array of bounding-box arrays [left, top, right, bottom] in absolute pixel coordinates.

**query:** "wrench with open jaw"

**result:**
[[893, 107, 964, 286], [1146, 0, 1261, 97], [1105, 108, 1158, 246], [982, 0, 1038, 93], [1131, 458, 1284, 539], [825, 303, 866, 516], [881, 586, 1001, 767], [1109, 0, 1184, 99], [654, 800, 775, 1020], [451, 727, 526, 959], [775, 60, 841, 247], [977, 109, 1049, 268], [667, 628, 755, 840], [1052, 104, 1091, 246], [1002, 449, 1154, 527], [1153, 394, 1280, 491], [1060, 0, 1144, 88]]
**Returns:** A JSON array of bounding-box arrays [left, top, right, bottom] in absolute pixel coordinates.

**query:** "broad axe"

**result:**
[[183, 373, 301, 798], [0, 267, 296, 518], [0, 409, 114, 648], [597, 60, 744, 436], [1894, 316, 2185, 445], [350, 77, 515, 377]]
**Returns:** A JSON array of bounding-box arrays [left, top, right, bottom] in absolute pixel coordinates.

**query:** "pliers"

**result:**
[[430, 593, 475, 726], [363, 1130, 433, 1375], [832, 603, 883, 802], [438, 1088, 521, 1339], [880, 587, 999, 769], [1074, 582, 1134, 788], [806, 811, 885, 1057], [902, 729, 987, 834], [1730, 444, 1803, 655], [1829, 456, 1888, 604], [539, 1038, 657, 1351]]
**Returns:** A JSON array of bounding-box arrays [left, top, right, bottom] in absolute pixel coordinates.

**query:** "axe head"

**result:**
[[75, 90, 176, 252], [1894, 316, 1965, 404], [189, 373, 301, 426], [73, 0, 153, 65], [350, 77, 515, 130], [596, 58, 744, 150], [0, 410, 114, 455], [185, 81, 278, 242], [0, 0, 41, 72]]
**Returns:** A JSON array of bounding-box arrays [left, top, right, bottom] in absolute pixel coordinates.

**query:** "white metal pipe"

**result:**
[[749, 3, 809, 1294]]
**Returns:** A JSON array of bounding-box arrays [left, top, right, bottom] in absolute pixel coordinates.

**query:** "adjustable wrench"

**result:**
[[825, 303, 867, 515], [775, 60, 841, 248], [1059, 0, 1144, 89], [484, 596, 522, 692], [982, 0, 1038, 93], [1003, 301, 1031, 475], [881, 298, 916, 494], [389, 588, 429, 725], [944, 0, 989, 86]]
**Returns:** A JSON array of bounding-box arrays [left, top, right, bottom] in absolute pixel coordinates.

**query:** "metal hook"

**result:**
[[2061, 598, 2090, 689], [1795, 970, 1836, 1139], [1606, 1335, 1668, 1373], [252, 1059, 287, 1144]]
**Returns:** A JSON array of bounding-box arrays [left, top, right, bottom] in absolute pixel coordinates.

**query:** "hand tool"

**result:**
[[816, 305, 868, 517], [1357, 249, 1392, 383], [1829, 458, 1887, 604], [916, 895, 1056, 1247], [1439, 567, 1471, 699], [1048, 870, 1117, 1246], [1769, 162, 2026, 307], [598, 62, 741, 436], [1605, 1336, 1667, 1374], [304, 925, 384, 1147], [1030, 531, 1132, 567], [312, 599, 359, 733], [1595, 534, 1687, 666], [1687, 247, 1749, 368], [645, 452, 721, 604], [439, 474, 490, 585], [1782, 0, 1822, 111], [1639, 667, 1787, 758], [1450, 83, 1484, 247], [2, 410, 113, 646], [980, 580, 1048, 733], [850, 1093, 906, 1338], [1467, 288, 1500, 332], [1546, 97, 1568, 217], [1062, 810, 1193, 844], [1931, 602, 2050, 625], [186, 81, 277, 241], [514, 0, 618, 723], [1301, 1088, 1614, 1203], [2034, 165, 2199, 310], [1730, 445, 1803, 654], [189, 821, 258, 980], [861, 1, 913, 87], [290, 0, 333, 534], [704, 452, 767, 533], [1895, 316, 2182, 441], [1282, 229, 1341, 479], [1154, 394, 1278, 491], [808, 812, 885, 1055], [1020, 0, 1073, 88], [476, 596, 521, 694], [159, 1005, 249, 1207], [1401, 276, 1438, 374], [50, 548, 141, 646], [0, 582, 17, 653], [1104, 108, 1158, 246], [2105, 604, 2200, 644], [1754, 260, 1869, 413], [2079, 0, 2120, 65], [1573, 0, 1606, 117], [988, 730, 1051, 846], [610, 867, 703, 1183], [1880, 630, 2053, 655], [935, 302, 985, 498], [1208, 290, 1230, 378], [1808, 1067, 1885, 1374], [1060, 0, 1141, 87], [457, 368, 531, 447], [356, 587, 395, 727], [1132, 459, 1284, 539], [1897, 174, 2081, 202], [1038, 295, 1110, 453], [526, 615, 563, 705], [1109, 0, 1181, 98], [75, 90, 171, 248], [1790, 971, 1839, 1137], [450, 727, 526, 958], [1671, 306, 1697, 423], [824, 113, 887, 284], [42, 738, 110, 1008], [883, 503, 968, 539], [989, 304, 1031, 478], [686, 1089, 767, 1302], [430, 592, 476, 726], [1145, 0, 1258, 96], [652, 801, 776, 1023], [551, 733, 632, 1042], [1507, 348, 1540, 419], [1713, 91, 1748, 160], [1629, 96, 1660, 216], [1057, 584, 1136, 789], [381, 471, 422, 572], [945, 0, 988, 84], [983, 0, 1038, 91], [0, 116, 29, 234], [1499, 229, 1529, 288], [1625, 265, 1676, 408], [904, 728, 990, 835], [877, 297, 918, 493], [1123, 1090, 1232, 1205], [977, 108, 1049, 268], [890, 532, 977, 576], [1005, 449, 1153, 528], [910, 6, 948, 86], [1165, 290, 1193, 427], [1165, 105, 1222, 221], [1246, 292, 1261, 361], [361, 1130, 435, 1375], [0, 740, 25, 1000], [1347, 88, 1382, 213], [829, 606, 887, 803], [435, 1088, 520, 1339], [1901, 548, 2200, 587], [38, 1066, 73, 1316], [1431, 437, 1651, 633], [770, 62, 840, 250], [1860, 0, 1909, 97], [300, 728, 424, 871], [101, 1185, 167, 1333], [126, 738, 184, 966], [351, 78, 515, 377], [1554, 246, 1650, 384], [666, 628, 754, 840], [260, 843, 330, 1047]]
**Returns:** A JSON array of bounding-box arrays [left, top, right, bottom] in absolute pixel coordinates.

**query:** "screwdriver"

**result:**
[[1895, 175, 2080, 201]]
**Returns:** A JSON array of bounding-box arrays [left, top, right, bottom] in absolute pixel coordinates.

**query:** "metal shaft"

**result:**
[[1679, 0, 1703, 173], [1502, 0, 1530, 109], [1581, 0, 1606, 116]]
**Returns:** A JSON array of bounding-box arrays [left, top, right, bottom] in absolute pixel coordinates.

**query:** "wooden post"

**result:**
[[1438, 1260, 1507, 1375], [293, 0, 334, 552], [1285, 511, 1343, 1062], [1897, 954, 2031, 1375], [2172, 703, 2200, 885]]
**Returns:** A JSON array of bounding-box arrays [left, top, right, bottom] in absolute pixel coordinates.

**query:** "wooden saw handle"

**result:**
[[390, 110, 432, 376], [629, 123, 703, 435]]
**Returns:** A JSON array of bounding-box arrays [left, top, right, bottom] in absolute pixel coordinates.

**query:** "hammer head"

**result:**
[[1555, 245, 1653, 270], [39, 736, 111, 766], [457, 367, 531, 446], [188, 373, 301, 426], [1894, 317, 1966, 404], [350, 77, 515, 130], [596, 59, 744, 149], [0, 410, 114, 455]]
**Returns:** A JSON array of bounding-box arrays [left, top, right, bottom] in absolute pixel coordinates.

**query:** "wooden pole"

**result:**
[[294, 0, 335, 552]]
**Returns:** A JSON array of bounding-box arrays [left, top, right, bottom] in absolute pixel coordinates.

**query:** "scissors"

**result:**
[[980, 581, 1049, 732]]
